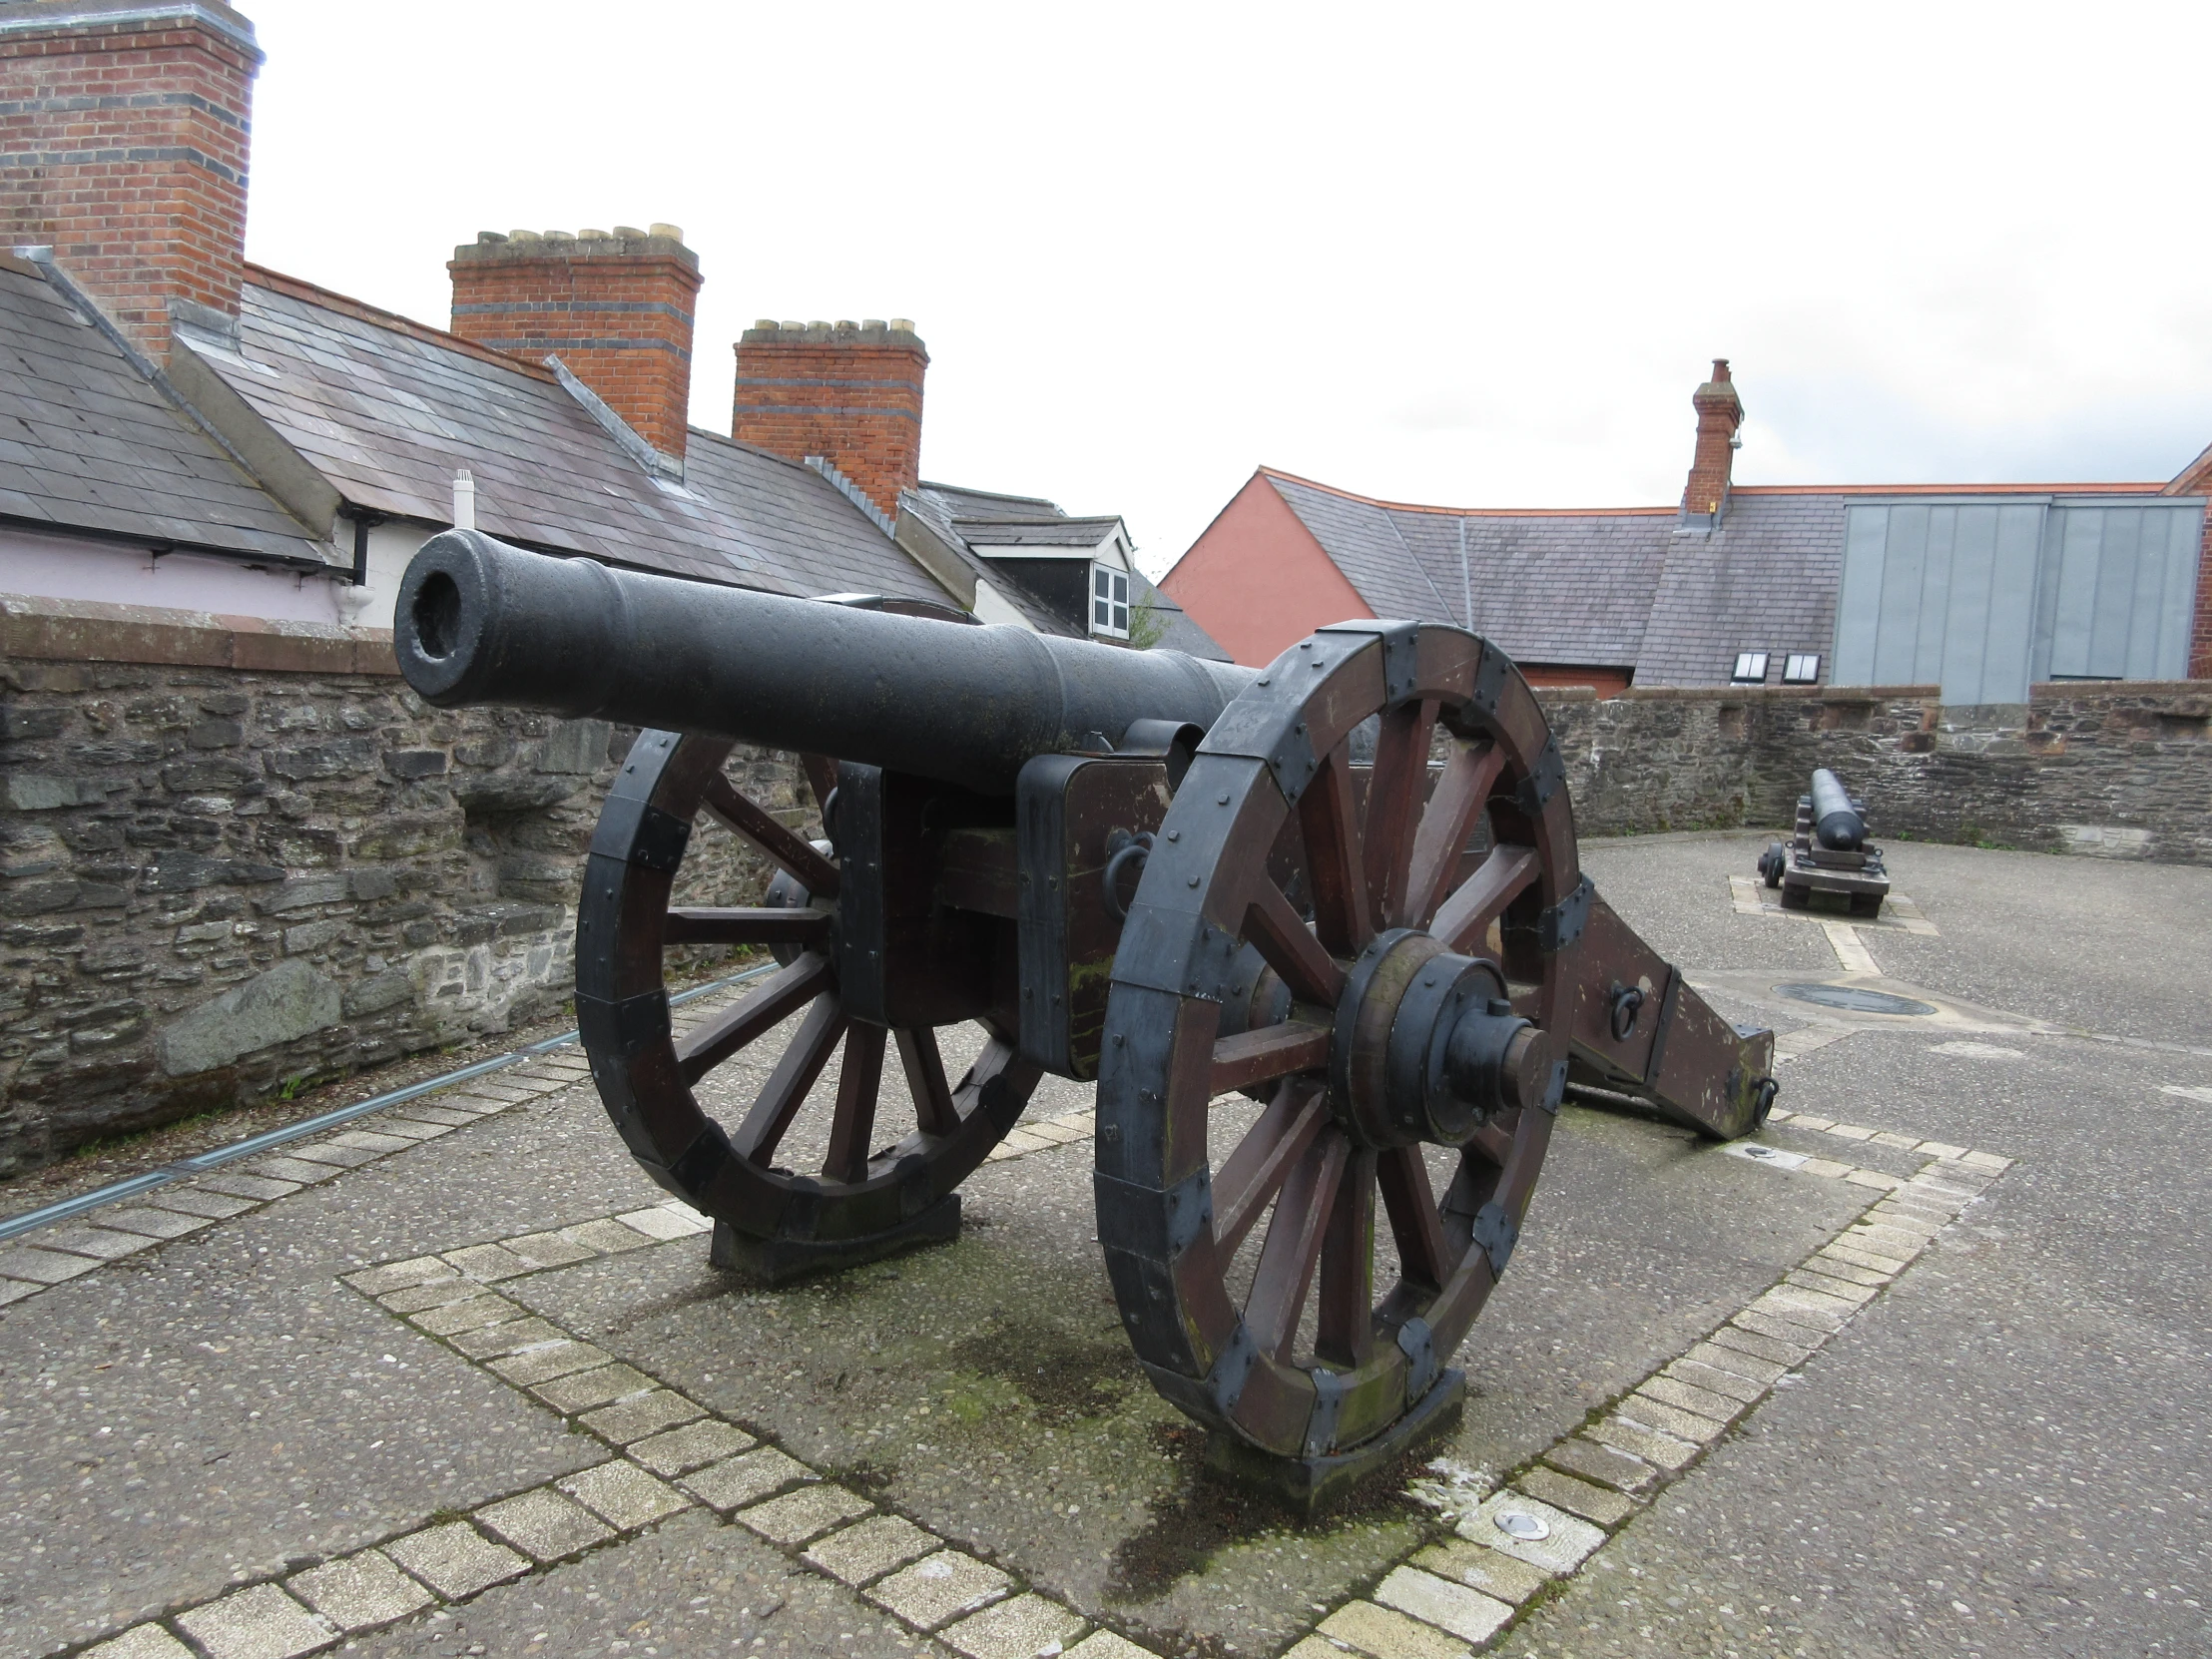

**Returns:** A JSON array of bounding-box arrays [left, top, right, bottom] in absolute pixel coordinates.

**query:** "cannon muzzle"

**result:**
[[394, 530, 1255, 794], [1810, 767, 1866, 850]]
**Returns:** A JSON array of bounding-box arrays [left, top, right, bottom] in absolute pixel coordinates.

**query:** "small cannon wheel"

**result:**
[[1097, 625, 1578, 1474], [575, 731, 1038, 1282]]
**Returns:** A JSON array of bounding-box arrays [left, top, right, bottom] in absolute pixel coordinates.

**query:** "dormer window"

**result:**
[[1093, 565, 1130, 638]]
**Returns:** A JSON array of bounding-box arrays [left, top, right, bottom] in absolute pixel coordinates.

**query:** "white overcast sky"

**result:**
[[242, 1, 2212, 577]]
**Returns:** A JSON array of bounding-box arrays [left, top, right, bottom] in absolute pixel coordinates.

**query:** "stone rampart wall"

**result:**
[[0, 596, 810, 1176], [1540, 680, 2211, 862], [5, 592, 2206, 1175]]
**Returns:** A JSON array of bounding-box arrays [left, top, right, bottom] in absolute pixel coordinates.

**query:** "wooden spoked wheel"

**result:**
[[575, 730, 1039, 1280], [1096, 624, 1581, 1464]]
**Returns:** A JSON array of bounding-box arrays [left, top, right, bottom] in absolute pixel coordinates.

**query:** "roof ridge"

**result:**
[[243, 264, 558, 382], [1259, 464, 2174, 515], [1259, 466, 1675, 518]]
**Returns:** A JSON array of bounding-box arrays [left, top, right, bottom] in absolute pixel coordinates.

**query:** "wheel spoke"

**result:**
[[1210, 1020, 1332, 1096], [1213, 1080, 1331, 1257], [895, 1026, 960, 1136], [1463, 1121, 1515, 1168], [663, 906, 831, 948], [732, 993, 847, 1166], [1245, 879, 1347, 1007], [1298, 746, 1373, 954], [1430, 843, 1539, 956], [1245, 1128, 1350, 1362], [1400, 742, 1504, 929], [1316, 1149, 1378, 1367], [823, 1022, 886, 1184], [675, 952, 831, 1085], [1363, 699, 1438, 924], [1379, 1144, 1453, 1290], [702, 771, 841, 897]]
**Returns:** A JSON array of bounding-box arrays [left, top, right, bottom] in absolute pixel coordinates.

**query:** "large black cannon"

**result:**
[[396, 530, 1778, 1502]]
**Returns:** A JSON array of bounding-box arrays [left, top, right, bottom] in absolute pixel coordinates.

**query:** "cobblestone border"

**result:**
[[1295, 1138, 2015, 1659], [58, 1106, 1152, 1659], [0, 1048, 597, 1310], [1727, 875, 1939, 936]]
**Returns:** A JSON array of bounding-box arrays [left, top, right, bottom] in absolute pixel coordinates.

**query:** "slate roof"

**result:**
[[216, 270, 949, 604], [956, 515, 1124, 549], [0, 260, 327, 564], [1634, 490, 1847, 687], [904, 480, 1232, 659], [1131, 570, 1231, 662], [1262, 470, 1674, 669]]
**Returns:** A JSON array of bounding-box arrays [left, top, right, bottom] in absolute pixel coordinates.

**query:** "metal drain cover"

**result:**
[[1494, 1508, 1551, 1541], [1776, 982, 1937, 1017]]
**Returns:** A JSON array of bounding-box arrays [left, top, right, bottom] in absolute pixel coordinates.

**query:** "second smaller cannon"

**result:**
[[1758, 768, 1889, 916]]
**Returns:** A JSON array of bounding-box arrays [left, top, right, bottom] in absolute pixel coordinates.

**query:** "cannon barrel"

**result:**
[[1810, 768, 1866, 850], [393, 531, 1257, 794]]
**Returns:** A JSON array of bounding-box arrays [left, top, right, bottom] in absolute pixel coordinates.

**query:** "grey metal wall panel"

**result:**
[[1873, 504, 1929, 685], [1914, 507, 1954, 684], [1982, 504, 2044, 703], [1938, 506, 1998, 700], [1834, 505, 1889, 685], [2038, 504, 2203, 682], [2154, 509, 2200, 676]]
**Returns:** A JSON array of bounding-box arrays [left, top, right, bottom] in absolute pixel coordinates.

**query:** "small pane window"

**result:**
[[1091, 563, 1130, 638], [1782, 653, 1821, 684], [1730, 652, 1769, 684]]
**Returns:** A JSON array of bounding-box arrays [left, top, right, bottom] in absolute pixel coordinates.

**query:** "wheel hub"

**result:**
[[1331, 928, 1552, 1150]]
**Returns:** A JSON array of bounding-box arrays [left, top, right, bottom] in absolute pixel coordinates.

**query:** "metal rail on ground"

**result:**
[[0, 963, 776, 1246]]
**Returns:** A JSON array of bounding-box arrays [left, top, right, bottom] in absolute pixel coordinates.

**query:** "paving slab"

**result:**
[[82, 1627, 196, 1659], [175, 1583, 337, 1658], [625, 1416, 756, 1476], [1408, 1537, 1551, 1605], [941, 1592, 1087, 1659], [558, 1459, 691, 1530], [287, 1549, 433, 1632], [1374, 1565, 1513, 1646], [735, 1480, 873, 1543], [475, 1488, 614, 1561], [383, 1522, 528, 1599], [804, 1514, 941, 1586], [869, 1549, 1012, 1629]]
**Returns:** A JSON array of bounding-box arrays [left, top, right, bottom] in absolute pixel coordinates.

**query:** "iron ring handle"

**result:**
[[1608, 983, 1645, 1041], [1101, 831, 1154, 923]]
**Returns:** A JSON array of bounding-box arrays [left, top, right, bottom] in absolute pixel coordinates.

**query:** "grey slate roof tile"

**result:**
[[0, 266, 327, 562], [1262, 470, 1870, 687]]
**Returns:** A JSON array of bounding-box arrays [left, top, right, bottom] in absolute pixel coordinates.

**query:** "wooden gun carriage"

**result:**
[[395, 530, 1778, 1502]]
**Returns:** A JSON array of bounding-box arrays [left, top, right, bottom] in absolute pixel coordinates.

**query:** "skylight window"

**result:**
[[1782, 653, 1821, 685], [1729, 652, 1769, 684]]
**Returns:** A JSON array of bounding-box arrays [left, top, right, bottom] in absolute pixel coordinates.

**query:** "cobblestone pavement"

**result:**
[[2, 835, 2205, 1658]]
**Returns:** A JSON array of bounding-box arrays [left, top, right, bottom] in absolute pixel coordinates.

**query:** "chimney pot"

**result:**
[[650, 223, 684, 242], [835, 319, 858, 331], [509, 229, 542, 243], [612, 226, 646, 241], [890, 318, 916, 333], [862, 318, 887, 330], [579, 229, 611, 242]]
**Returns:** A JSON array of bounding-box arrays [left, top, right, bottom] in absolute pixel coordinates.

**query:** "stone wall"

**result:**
[[0, 596, 810, 1177], [1540, 680, 2212, 862]]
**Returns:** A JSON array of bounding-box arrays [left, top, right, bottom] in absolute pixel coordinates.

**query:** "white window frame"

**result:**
[[1730, 651, 1769, 684], [1782, 652, 1821, 685], [1091, 563, 1130, 639]]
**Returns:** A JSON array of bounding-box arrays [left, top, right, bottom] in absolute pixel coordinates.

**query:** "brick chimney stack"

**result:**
[[448, 227, 702, 462], [734, 319, 927, 519], [0, 0, 262, 361], [1683, 358, 1744, 523]]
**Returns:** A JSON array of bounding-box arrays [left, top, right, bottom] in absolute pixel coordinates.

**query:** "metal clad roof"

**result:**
[[0, 265, 327, 562]]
